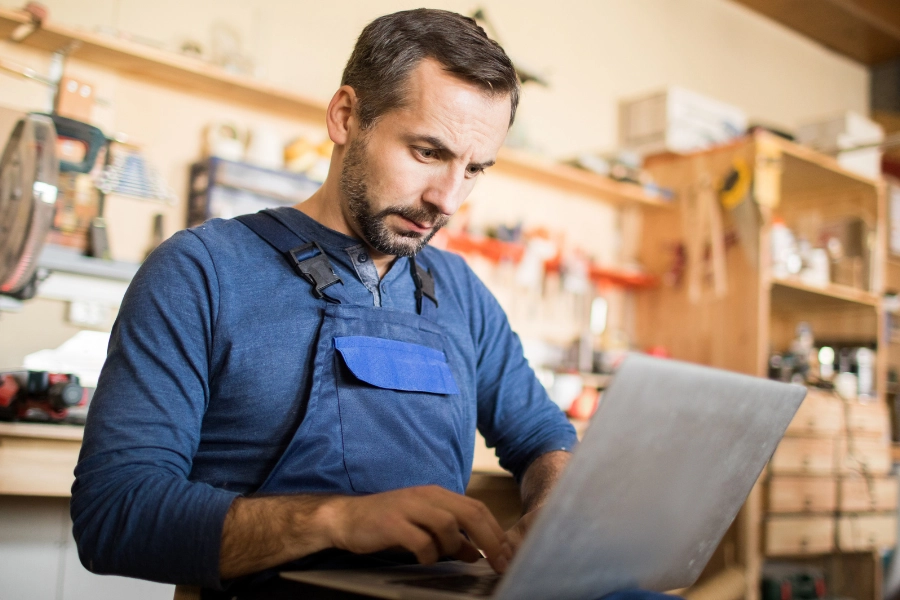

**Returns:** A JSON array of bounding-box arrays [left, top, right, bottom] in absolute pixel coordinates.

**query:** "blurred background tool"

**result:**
[[720, 157, 759, 267], [0, 113, 58, 299]]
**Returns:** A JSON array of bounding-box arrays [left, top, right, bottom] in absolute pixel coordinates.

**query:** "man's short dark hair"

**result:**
[[341, 9, 520, 130]]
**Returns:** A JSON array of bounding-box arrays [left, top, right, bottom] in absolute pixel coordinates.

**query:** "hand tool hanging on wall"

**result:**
[[685, 162, 728, 303]]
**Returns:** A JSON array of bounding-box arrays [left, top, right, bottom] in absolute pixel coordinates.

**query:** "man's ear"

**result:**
[[326, 85, 357, 146]]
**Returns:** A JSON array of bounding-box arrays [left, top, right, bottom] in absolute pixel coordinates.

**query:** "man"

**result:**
[[72, 9, 679, 599]]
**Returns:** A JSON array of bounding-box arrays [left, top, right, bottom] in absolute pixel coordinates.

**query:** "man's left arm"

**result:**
[[507, 450, 571, 550]]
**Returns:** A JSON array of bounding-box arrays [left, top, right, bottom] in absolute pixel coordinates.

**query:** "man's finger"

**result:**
[[422, 488, 510, 572], [450, 539, 483, 563], [395, 521, 441, 566]]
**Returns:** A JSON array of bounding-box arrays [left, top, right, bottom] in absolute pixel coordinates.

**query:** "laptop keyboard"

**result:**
[[391, 573, 502, 597]]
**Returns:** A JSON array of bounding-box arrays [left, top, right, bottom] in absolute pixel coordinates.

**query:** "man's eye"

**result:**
[[467, 166, 485, 176], [417, 148, 437, 159]]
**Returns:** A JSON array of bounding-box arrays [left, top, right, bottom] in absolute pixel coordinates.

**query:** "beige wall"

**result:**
[[0, 0, 871, 367]]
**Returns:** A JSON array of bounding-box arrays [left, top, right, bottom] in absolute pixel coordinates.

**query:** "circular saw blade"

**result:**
[[0, 113, 58, 298]]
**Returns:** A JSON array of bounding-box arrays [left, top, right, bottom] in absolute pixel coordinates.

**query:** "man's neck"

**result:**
[[292, 184, 397, 278]]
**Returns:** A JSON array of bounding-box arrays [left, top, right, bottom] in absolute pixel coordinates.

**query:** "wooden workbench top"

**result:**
[[0, 422, 85, 441]]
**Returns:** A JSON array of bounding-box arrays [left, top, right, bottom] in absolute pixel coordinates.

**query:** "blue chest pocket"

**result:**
[[333, 335, 466, 494]]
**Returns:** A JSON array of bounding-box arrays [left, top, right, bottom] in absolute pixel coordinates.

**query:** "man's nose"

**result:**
[[422, 166, 466, 216]]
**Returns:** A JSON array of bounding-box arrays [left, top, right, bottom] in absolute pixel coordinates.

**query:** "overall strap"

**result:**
[[409, 255, 438, 318], [236, 210, 345, 304]]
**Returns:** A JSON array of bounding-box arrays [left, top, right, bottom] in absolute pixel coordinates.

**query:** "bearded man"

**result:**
[[72, 9, 682, 600]]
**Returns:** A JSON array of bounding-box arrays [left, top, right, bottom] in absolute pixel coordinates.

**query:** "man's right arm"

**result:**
[[218, 485, 512, 579]]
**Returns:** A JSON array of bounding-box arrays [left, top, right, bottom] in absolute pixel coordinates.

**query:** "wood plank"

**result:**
[[731, 0, 900, 64], [766, 476, 838, 513], [0, 422, 84, 441], [784, 390, 843, 436], [494, 147, 671, 208], [837, 513, 897, 550], [764, 515, 835, 555], [770, 278, 880, 308], [845, 401, 891, 437], [840, 475, 899, 512], [0, 436, 80, 496], [837, 435, 893, 475], [770, 437, 837, 475]]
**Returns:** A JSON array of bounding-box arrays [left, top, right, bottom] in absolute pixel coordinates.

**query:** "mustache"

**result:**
[[376, 205, 448, 229]]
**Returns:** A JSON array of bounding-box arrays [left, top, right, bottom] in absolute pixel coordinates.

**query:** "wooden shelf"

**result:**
[[758, 131, 883, 198], [0, 7, 665, 210], [732, 0, 900, 65], [494, 147, 672, 207], [0, 7, 327, 122], [770, 277, 880, 308]]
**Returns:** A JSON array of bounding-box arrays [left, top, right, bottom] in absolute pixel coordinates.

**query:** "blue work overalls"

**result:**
[[217, 210, 681, 600]]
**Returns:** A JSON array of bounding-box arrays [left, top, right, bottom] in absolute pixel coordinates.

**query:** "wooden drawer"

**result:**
[[837, 436, 892, 475], [786, 390, 843, 436], [845, 402, 890, 437], [765, 516, 835, 556], [767, 476, 837, 513], [840, 476, 899, 512], [837, 513, 897, 551], [770, 437, 836, 474]]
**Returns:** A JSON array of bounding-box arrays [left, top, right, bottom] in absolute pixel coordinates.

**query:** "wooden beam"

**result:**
[[731, 0, 900, 64]]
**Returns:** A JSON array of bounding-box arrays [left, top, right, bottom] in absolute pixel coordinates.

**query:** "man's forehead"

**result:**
[[385, 59, 511, 155]]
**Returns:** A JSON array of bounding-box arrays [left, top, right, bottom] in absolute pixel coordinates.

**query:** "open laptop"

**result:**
[[283, 353, 806, 599]]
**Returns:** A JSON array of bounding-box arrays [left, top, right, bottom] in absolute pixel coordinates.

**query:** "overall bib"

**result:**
[[236, 210, 472, 498], [217, 211, 681, 600]]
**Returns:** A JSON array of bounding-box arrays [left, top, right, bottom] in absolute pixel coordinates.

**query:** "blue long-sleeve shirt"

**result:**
[[71, 207, 577, 588]]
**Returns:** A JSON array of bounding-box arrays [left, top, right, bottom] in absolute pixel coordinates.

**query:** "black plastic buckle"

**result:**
[[288, 242, 343, 303], [410, 258, 438, 313]]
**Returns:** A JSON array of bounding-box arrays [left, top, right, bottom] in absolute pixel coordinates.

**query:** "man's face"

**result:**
[[339, 59, 511, 257]]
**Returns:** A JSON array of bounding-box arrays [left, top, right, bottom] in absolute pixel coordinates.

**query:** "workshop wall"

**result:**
[[0, 0, 870, 370]]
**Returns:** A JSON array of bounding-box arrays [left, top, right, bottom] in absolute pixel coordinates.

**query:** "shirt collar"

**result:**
[[269, 206, 411, 284]]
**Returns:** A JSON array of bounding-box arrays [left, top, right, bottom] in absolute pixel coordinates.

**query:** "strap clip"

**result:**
[[410, 257, 438, 313], [289, 242, 343, 303]]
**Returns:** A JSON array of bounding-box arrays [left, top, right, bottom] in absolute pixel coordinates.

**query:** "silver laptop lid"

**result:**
[[495, 353, 806, 600]]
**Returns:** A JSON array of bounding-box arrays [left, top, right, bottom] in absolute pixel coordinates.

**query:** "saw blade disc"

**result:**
[[0, 114, 58, 297]]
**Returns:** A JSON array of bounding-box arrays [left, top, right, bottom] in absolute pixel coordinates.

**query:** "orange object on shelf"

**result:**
[[444, 231, 525, 263]]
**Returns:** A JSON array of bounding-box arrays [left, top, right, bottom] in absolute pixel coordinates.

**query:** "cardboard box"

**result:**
[[618, 86, 747, 156]]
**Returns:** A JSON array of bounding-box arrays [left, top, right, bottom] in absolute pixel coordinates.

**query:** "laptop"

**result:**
[[282, 353, 806, 599]]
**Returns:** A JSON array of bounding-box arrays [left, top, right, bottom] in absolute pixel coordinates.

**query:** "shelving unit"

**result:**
[[634, 131, 889, 600], [0, 6, 669, 209]]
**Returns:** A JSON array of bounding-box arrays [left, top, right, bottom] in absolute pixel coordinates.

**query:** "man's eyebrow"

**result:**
[[406, 134, 496, 169]]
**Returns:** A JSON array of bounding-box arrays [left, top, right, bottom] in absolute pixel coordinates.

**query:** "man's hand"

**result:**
[[219, 485, 512, 580], [324, 486, 512, 572]]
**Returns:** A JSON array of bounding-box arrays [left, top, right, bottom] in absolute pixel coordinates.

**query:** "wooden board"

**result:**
[[764, 515, 835, 555], [837, 435, 893, 475], [837, 513, 898, 551], [770, 437, 837, 475], [731, 0, 900, 65], [785, 390, 843, 437], [840, 475, 899, 512], [0, 435, 80, 496], [766, 476, 838, 513], [845, 401, 891, 437]]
